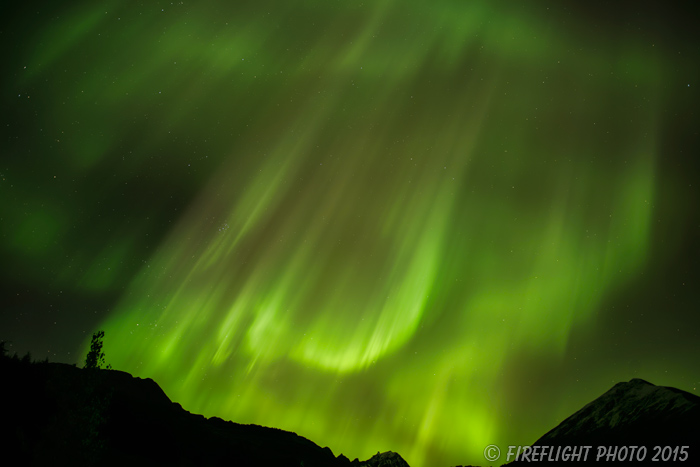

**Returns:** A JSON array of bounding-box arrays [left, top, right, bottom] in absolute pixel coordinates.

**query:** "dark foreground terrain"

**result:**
[[505, 378, 700, 466], [0, 357, 409, 467], [3, 354, 698, 467]]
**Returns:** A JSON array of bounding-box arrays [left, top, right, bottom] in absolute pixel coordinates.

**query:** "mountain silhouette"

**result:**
[[361, 451, 412, 467], [0, 358, 410, 467], [5, 353, 697, 467], [508, 378, 699, 466]]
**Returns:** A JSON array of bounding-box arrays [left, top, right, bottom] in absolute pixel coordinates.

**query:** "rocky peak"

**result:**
[[361, 451, 411, 467]]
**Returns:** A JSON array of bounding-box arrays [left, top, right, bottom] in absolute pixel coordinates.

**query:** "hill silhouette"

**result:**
[[506, 378, 699, 466], [0, 355, 409, 467], [3, 349, 698, 467]]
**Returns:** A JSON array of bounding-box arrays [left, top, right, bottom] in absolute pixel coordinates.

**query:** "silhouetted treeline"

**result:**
[[0, 340, 51, 366], [0, 338, 113, 466], [0, 339, 396, 467]]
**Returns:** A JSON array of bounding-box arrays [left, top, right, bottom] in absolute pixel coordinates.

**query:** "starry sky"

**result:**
[[1, 1, 699, 466]]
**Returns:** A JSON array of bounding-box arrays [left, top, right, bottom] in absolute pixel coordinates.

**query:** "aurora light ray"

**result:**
[[3, 1, 694, 466], [87, 2, 659, 465]]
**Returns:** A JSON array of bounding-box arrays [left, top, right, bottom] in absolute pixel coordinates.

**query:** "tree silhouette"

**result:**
[[80, 330, 113, 460], [84, 330, 111, 370]]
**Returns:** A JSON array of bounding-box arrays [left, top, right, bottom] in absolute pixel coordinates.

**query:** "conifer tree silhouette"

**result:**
[[84, 330, 111, 370]]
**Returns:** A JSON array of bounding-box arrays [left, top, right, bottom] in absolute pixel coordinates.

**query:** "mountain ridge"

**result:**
[[3, 355, 698, 467], [0, 358, 410, 467], [505, 378, 700, 466], [533, 378, 699, 446]]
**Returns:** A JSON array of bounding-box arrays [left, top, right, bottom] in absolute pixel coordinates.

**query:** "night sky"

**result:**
[[1, 1, 699, 466]]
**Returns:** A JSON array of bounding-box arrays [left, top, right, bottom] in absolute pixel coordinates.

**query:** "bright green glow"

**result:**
[[27, 1, 666, 466]]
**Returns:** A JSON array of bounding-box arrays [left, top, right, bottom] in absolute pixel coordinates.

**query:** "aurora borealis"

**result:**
[[1, 1, 699, 466]]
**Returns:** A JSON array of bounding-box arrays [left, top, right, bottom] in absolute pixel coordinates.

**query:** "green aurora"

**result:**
[[2, 1, 699, 466]]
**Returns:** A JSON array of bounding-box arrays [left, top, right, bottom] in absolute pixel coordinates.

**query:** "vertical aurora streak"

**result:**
[[2, 2, 697, 466]]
